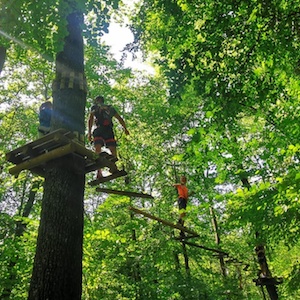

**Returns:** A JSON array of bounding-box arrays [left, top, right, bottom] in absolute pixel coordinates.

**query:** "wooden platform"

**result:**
[[5, 129, 119, 177]]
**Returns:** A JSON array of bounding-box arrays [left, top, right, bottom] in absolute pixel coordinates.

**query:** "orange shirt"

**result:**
[[176, 184, 188, 200]]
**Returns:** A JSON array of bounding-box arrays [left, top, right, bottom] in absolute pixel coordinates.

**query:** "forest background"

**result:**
[[0, 0, 299, 299]]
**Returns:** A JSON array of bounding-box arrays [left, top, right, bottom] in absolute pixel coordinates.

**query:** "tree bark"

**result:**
[[28, 163, 84, 300], [28, 11, 86, 300]]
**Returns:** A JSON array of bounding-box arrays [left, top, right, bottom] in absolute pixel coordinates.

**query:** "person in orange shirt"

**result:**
[[173, 175, 188, 226]]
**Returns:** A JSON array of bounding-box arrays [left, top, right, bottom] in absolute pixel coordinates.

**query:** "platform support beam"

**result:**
[[9, 143, 74, 176]]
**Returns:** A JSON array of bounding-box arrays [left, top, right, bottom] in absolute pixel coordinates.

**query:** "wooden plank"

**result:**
[[6, 145, 34, 164], [88, 170, 127, 186], [175, 234, 200, 240], [182, 241, 229, 256], [83, 150, 119, 174], [29, 167, 46, 177], [6, 129, 74, 163], [253, 277, 283, 287], [129, 206, 199, 237], [71, 142, 98, 160], [97, 152, 119, 172], [9, 143, 74, 176], [98, 151, 118, 163], [95, 188, 154, 199], [31, 131, 74, 153]]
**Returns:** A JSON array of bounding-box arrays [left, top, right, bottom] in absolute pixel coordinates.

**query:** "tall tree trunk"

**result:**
[[1, 180, 41, 299], [16, 180, 42, 236], [28, 11, 86, 300]]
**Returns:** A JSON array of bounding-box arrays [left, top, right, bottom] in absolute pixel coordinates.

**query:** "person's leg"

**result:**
[[93, 143, 103, 178], [94, 143, 102, 154], [93, 128, 105, 178], [106, 145, 119, 173], [105, 128, 118, 173], [105, 128, 117, 158], [38, 126, 50, 138], [108, 145, 117, 158], [179, 210, 186, 220], [178, 198, 187, 226], [177, 198, 183, 224]]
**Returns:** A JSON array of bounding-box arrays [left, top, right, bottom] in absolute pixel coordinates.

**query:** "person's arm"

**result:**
[[114, 113, 130, 135], [87, 112, 94, 141]]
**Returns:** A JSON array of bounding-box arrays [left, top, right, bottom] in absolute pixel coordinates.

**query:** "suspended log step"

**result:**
[[89, 170, 127, 186], [5, 128, 120, 177], [253, 277, 283, 287], [182, 241, 229, 256], [174, 233, 202, 240], [129, 207, 230, 254], [129, 206, 199, 238], [95, 187, 154, 199]]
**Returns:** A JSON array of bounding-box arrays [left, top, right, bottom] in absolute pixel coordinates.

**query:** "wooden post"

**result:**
[[181, 242, 190, 275]]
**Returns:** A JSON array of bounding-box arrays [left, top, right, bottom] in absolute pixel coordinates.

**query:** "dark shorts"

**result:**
[[93, 126, 117, 147], [178, 197, 187, 210]]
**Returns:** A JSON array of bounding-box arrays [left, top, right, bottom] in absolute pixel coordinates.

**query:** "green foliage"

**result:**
[[0, 0, 121, 61], [127, 0, 300, 298], [0, 0, 300, 298]]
